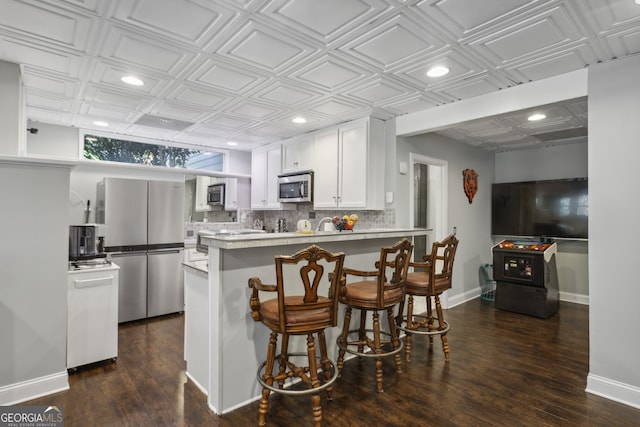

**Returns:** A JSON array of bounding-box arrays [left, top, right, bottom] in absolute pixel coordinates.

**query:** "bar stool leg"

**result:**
[[434, 295, 450, 361], [277, 334, 289, 389], [387, 307, 403, 374], [405, 295, 415, 362], [372, 311, 384, 393], [258, 331, 278, 426], [306, 333, 323, 427], [427, 296, 435, 344], [318, 330, 333, 400], [337, 306, 352, 374], [358, 310, 367, 355]]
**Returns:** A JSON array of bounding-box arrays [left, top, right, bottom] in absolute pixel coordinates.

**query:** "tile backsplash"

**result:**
[[184, 206, 395, 240]]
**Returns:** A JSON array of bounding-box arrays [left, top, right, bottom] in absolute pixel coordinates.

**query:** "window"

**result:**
[[83, 134, 224, 172]]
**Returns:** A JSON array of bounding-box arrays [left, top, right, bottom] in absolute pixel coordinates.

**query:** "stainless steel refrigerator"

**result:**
[[97, 178, 184, 323]]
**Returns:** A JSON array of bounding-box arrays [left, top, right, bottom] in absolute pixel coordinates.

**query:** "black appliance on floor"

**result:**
[[492, 240, 559, 318]]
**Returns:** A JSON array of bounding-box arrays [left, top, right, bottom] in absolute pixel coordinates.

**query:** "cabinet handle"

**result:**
[[74, 276, 114, 288]]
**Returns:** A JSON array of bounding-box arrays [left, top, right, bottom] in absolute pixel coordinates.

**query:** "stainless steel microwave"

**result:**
[[207, 182, 225, 207], [277, 171, 313, 203]]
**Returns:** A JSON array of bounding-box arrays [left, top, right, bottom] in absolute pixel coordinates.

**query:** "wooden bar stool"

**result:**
[[397, 234, 458, 362], [336, 238, 413, 393], [248, 245, 345, 427]]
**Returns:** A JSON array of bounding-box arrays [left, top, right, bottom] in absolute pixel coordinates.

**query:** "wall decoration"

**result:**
[[463, 169, 478, 204]]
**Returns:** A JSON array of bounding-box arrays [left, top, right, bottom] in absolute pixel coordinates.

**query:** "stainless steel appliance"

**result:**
[[96, 178, 185, 323], [69, 224, 100, 261], [207, 182, 225, 207], [277, 171, 313, 203]]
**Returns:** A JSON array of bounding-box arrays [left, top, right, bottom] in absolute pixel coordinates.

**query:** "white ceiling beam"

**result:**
[[395, 68, 588, 137]]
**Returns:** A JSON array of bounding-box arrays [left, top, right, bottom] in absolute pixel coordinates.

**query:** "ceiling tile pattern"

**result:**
[[1, 0, 639, 152]]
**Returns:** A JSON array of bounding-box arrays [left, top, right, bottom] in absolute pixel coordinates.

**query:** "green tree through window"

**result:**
[[84, 135, 210, 168]]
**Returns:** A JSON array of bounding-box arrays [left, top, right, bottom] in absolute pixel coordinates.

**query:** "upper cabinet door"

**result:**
[[310, 117, 385, 211], [338, 121, 368, 209], [282, 135, 314, 173], [251, 148, 268, 209], [195, 176, 212, 212], [251, 143, 283, 210], [265, 147, 282, 208], [312, 128, 339, 209]]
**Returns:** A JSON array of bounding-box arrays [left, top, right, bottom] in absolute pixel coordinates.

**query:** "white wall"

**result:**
[[495, 142, 588, 183], [397, 133, 495, 301], [586, 54, 640, 408], [0, 61, 24, 156], [26, 120, 80, 158], [0, 160, 71, 404]]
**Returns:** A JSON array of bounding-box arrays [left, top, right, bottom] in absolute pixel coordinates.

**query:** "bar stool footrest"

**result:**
[[397, 314, 450, 336], [337, 329, 404, 358], [256, 352, 339, 396]]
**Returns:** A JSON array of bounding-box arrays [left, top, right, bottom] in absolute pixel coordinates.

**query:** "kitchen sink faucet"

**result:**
[[316, 217, 334, 232]]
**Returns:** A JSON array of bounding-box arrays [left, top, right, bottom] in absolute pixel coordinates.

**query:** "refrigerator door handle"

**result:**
[[110, 251, 147, 257]]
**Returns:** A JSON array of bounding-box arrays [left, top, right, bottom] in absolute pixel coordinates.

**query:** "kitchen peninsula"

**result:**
[[182, 228, 429, 414]]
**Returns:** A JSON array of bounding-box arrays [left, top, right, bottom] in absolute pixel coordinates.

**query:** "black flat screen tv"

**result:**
[[491, 178, 588, 239]]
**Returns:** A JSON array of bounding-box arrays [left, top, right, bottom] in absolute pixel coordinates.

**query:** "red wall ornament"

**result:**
[[463, 169, 478, 204]]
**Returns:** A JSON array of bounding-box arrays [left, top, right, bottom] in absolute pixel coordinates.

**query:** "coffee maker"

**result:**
[[69, 225, 103, 261]]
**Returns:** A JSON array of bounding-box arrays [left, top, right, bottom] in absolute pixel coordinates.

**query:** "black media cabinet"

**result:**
[[492, 240, 559, 319]]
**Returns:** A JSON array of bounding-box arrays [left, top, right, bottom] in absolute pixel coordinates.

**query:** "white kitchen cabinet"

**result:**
[[313, 117, 385, 210], [312, 128, 340, 209], [67, 264, 120, 369], [224, 177, 238, 210], [251, 143, 284, 209], [282, 134, 314, 173], [195, 176, 242, 211], [195, 175, 213, 212]]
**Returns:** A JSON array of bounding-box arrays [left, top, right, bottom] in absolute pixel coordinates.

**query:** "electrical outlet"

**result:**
[[385, 192, 394, 203], [453, 226, 457, 235]]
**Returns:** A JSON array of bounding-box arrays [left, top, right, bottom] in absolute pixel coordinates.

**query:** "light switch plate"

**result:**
[[385, 192, 394, 203]]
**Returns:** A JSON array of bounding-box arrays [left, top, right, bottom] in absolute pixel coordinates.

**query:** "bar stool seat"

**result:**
[[336, 238, 413, 393], [249, 245, 345, 427], [258, 296, 332, 326]]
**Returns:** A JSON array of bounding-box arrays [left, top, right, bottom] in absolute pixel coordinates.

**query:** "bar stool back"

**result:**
[[397, 234, 458, 362], [248, 245, 345, 427], [336, 238, 413, 393]]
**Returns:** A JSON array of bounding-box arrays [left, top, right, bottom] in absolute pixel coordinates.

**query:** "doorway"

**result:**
[[409, 153, 449, 307]]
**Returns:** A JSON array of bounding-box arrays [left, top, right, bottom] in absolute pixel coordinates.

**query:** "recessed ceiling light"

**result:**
[[121, 75, 144, 86], [426, 66, 450, 78], [636, 0, 640, 5], [292, 116, 307, 124], [528, 113, 546, 121], [93, 121, 109, 127], [226, 141, 238, 146]]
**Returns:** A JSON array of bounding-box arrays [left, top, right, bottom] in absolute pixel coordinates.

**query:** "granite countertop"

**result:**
[[199, 228, 431, 250]]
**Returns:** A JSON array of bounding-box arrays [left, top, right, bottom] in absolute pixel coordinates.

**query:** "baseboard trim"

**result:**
[[586, 373, 640, 410], [559, 291, 589, 305], [446, 288, 480, 309], [185, 372, 208, 397], [454, 287, 589, 308], [0, 371, 69, 406]]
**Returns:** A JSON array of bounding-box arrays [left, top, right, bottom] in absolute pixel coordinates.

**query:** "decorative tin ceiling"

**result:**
[[1, 0, 639, 152]]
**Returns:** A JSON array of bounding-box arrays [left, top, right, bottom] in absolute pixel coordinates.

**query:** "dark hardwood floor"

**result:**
[[24, 299, 640, 426]]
